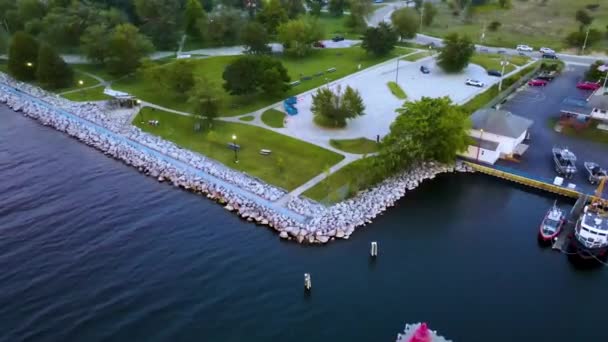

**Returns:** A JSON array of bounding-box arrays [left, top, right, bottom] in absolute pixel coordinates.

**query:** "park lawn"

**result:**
[[469, 54, 522, 73], [261, 109, 286, 128], [239, 115, 255, 122], [551, 119, 608, 145], [317, 13, 362, 39], [73, 64, 119, 83], [387, 81, 407, 99], [133, 107, 344, 190], [421, 0, 608, 52], [113, 47, 398, 117], [303, 156, 382, 203], [401, 51, 434, 62], [329, 138, 379, 154], [61, 86, 110, 101], [57, 71, 101, 93]]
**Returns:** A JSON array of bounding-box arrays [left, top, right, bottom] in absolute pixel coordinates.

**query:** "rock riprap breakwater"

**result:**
[[0, 73, 473, 244]]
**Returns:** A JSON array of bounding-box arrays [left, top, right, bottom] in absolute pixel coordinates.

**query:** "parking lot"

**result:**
[[497, 64, 608, 195], [283, 56, 510, 145]]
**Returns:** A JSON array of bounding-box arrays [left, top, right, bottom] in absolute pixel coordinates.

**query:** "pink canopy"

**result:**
[[408, 323, 431, 342]]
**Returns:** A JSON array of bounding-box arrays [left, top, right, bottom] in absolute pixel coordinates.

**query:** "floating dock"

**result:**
[[552, 194, 588, 252]]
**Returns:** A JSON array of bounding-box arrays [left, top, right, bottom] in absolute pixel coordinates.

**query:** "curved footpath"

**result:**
[[1, 72, 472, 244]]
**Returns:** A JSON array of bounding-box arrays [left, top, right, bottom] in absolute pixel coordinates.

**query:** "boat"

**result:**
[[538, 201, 565, 243], [584, 162, 607, 185], [569, 178, 608, 261], [396, 322, 452, 342], [552, 147, 577, 179]]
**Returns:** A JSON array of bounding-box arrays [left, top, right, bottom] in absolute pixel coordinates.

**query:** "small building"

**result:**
[[461, 108, 533, 164], [103, 88, 138, 108], [588, 87, 608, 122]]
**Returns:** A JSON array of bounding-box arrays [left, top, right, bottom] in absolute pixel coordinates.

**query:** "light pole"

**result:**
[[480, 22, 486, 44], [419, 6, 424, 32], [498, 59, 509, 92], [476, 129, 484, 162], [395, 57, 400, 83], [232, 134, 239, 164], [78, 80, 84, 86], [602, 69, 608, 91], [581, 28, 590, 55], [26, 62, 33, 68]]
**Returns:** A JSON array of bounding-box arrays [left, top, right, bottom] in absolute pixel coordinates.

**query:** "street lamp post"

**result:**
[[26, 62, 33, 68], [78, 80, 84, 86], [395, 58, 400, 83], [602, 69, 608, 91], [581, 28, 590, 55], [232, 134, 239, 164], [498, 60, 509, 92]]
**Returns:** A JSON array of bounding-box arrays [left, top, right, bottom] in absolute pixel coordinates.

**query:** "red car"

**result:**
[[576, 81, 601, 90], [313, 41, 326, 48], [528, 79, 548, 87]]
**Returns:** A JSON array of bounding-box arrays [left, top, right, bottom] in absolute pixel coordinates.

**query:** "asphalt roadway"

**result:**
[[495, 64, 608, 195]]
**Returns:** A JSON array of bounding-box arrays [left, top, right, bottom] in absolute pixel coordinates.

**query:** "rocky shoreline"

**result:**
[[1, 73, 473, 244]]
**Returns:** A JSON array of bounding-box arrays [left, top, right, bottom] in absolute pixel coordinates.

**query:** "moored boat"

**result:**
[[538, 201, 565, 243], [569, 178, 608, 262]]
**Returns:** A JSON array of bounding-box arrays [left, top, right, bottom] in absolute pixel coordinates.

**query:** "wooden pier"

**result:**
[[464, 161, 582, 199], [552, 194, 588, 251]]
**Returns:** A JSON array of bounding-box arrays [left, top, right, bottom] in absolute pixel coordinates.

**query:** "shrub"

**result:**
[[488, 21, 501, 31], [585, 4, 600, 11]]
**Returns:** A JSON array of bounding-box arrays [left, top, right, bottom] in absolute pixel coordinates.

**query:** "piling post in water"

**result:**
[[304, 273, 312, 291], [370, 241, 378, 257]]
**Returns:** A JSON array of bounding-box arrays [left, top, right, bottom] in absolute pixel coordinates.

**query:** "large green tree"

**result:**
[[585, 60, 606, 82], [256, 0, 288, 35], [281, 0, 305, 19], [80, 24, 111, 64], [422, 2, 437, 26], [133, 0, 178, 50], [36, 43, 73, 89], [163, 60, 196, 95], [207, 7, 246, 45], [222, 55, 290, 96], [361, 22, 397, 56], [575, 9, 593, 27], [241, 21, 271, 54], [17, 0, 47, 25], [188, 76, 222, 131], [0, 27, 7, 54], [328, 0, 345, 17], [184, 0, 206, 37], [391, 8, 419, 40], [7, 31, 39, 81], [380, 97, 471, 171], [346, 0, 372, 31], [311, 85, 365, 128], [104, 23, 154, 75], [277, 16, 324, 57], [436, 33, 475, 73]]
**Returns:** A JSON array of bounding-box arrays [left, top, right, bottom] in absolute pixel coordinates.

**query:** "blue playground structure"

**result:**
[[284, 97, 298, 115]]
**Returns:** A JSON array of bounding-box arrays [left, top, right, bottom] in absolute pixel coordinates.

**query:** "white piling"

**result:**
[[304, 273, 312, 291], [370, 241, 378, 257]]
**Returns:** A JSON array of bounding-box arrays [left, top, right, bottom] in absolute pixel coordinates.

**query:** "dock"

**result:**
[[552, 194, 588, 251], [464, 161, 583, 199]]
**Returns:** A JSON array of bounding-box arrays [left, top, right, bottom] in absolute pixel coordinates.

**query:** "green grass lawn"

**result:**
[[469, 54, 525, 73], [317, 13, 363, 39], [238, 115, 255, 122], [551, 118, 608, 145], [113, 47, 398, 117], [329, 138, 379, 154], [387, 81, 407, 99], [303, 156, 383, 203], [401, 51, 435, 62], [261, 109, 286, 128], [421, 0, 608, 52], [57, 71, 101, 94], [73, 64, 119, 83], [61, 85, 111, 102], [134, 107, 344, 190]]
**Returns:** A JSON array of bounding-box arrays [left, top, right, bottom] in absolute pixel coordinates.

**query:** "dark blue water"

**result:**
[[2, 105, 608, 342]]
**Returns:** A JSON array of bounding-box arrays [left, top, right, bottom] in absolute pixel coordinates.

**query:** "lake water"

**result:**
[[2, 106, 607, 342]]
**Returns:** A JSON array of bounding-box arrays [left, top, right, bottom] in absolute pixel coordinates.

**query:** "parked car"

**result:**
[[516, 44, 533, 52], [332, 35, 345, 42], [542, 53, 558, 59], [465, 79, 484, 87], [539, 47, 555, 54], [420, 65, 430, 74], [313, 41, 326, 48], [537, 71, 557, 81], [576, 81, 601, 90], [487, 69, 502, 77], [528, 79, 548, 87], [497, 49, 507, 54]]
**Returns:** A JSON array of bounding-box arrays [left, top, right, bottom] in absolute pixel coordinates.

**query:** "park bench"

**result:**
[[259, 149, 272, 156], [227, 142, 240, 151]]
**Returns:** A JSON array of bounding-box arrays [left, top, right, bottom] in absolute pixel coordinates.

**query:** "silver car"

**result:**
[[465, 79, 484, 87]]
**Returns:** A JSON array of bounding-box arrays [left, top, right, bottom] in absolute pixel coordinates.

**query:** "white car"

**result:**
[[465, 79, 484, 87], [516, 44, 534, 52], [539, 47, 555, 54]]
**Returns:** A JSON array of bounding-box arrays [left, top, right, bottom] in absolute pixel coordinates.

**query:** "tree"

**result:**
[[361, 22, 397, 56], [277, 16, 324, 57], [188, 76, 221, 131], [437, 33, 475, 73], [497, 0, 511, 9], [241, 21, 270, 54], [207, 7, 246, 45], [422, 2, 437, 26], [80, 24, 110, 64], [222, 55, 290, 96], [17, 0, 47, 25], [306, 0, 323, 16], [163, 60, 196, 95], [133, 0, 179, 50], [256, 0, 288, 34], [328, 0, 345, 17], [104, 24, 154, 75], [391, 8, 419, 40], [36, 43, 73, 89], [184, 0, 206, 37], [281, 0, 305, 19], [7, 31, 39, 81], [347, 0, 373, 31], [575, 9, 593, 27], [311, 85, 365, 128], [379, 97, 471, 172], [564, 28, 601, 48], [585, 60, 606, 82], [0, 27, 7, 55]]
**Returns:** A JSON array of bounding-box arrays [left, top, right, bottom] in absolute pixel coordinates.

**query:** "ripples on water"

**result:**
[[2, 106, 608, 342]]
